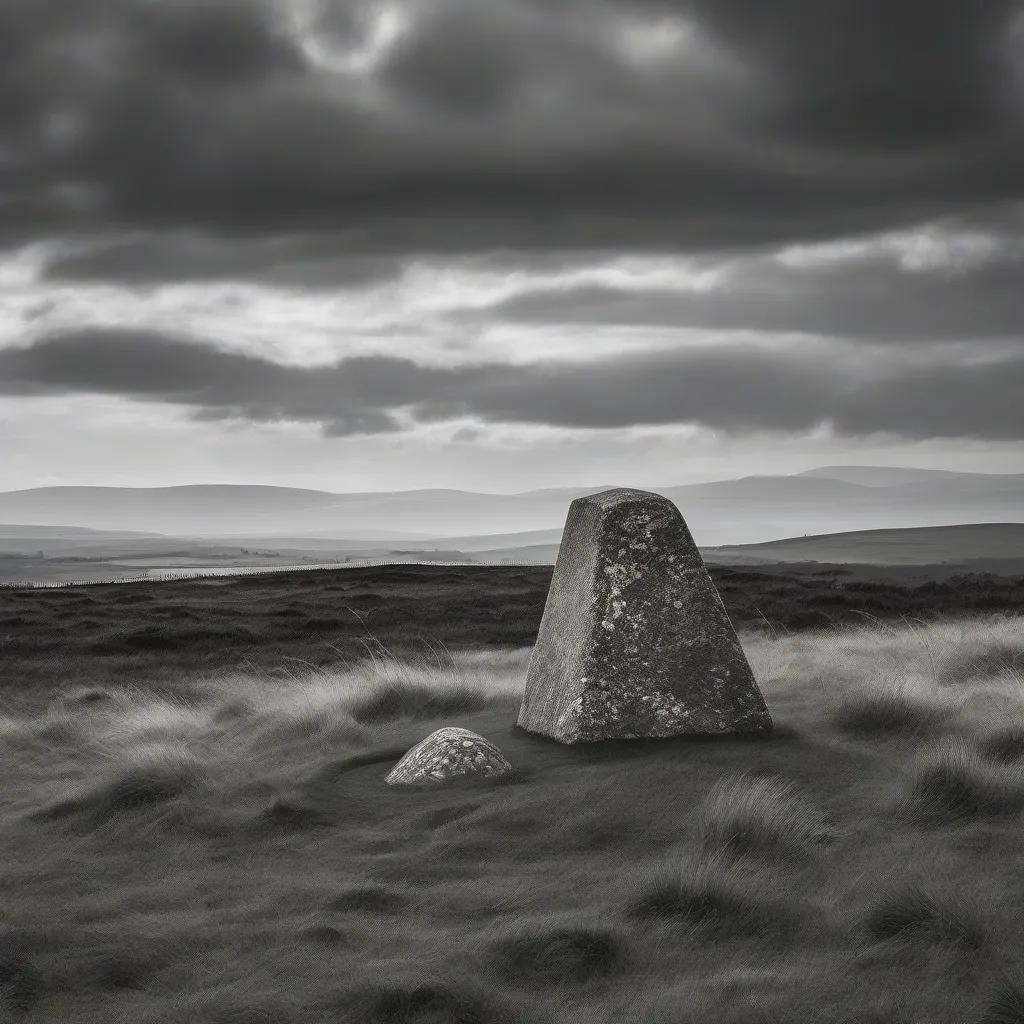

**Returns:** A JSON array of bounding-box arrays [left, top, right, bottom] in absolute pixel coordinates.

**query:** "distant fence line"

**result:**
[[0, 558, 552, 589]]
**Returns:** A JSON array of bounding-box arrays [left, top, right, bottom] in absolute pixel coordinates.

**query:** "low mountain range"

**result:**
[[1, 465, 1022, 547]]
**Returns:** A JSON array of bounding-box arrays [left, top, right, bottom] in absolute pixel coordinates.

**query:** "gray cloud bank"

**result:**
[[2, 0, 1023, 250], [2, 329, 1022, 441], [467, 249, 1024, 342]]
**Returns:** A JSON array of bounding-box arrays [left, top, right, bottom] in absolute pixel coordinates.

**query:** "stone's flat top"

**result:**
[[578, 488, 677, 510], [385, 727, 514, 787], [518, 486, 772, 744]]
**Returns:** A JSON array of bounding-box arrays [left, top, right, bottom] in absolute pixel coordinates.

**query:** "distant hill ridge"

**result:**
[[705, 523, 1024, 565], [794, 465, 1017, 486], [1, 466, 1022, 547]]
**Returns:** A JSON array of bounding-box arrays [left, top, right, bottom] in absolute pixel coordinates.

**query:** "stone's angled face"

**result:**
[[385, 727, 514, 787], [518, 487, 772, 744]]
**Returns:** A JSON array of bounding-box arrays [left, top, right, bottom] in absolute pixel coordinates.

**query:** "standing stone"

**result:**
[[518, 488, 772, 743], [385, 727, 514, 787]]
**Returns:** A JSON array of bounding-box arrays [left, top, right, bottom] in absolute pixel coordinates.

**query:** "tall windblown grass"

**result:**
[[0, 613, 1022, 1022], [629, 852, 803, 942], [866, 879, 989, 949], [902, 738, 1024, 823], [699, 774, 836, 858]]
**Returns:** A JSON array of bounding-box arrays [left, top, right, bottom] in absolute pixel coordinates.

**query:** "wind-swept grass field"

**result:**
[[2, 604, 1024, 1022], [3, 565, 1023, 716]]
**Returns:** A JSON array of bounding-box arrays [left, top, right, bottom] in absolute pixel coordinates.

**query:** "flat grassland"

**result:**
[[1, 569, 1024, 1022], [3, 565, 1023, 711]]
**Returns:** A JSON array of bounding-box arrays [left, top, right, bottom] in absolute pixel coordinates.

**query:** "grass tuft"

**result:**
[[209, 1007, 280, 1024], [336, 637, 519, 725], [249, 703, 371, 746], [29, 742, 203, 821], [88, 698, 213, 749], [300, 924, 348, 946], [940, 644, 1024, 684], [629, 857, 800, 941], [699, 774, 835, 858], [348, 682, 493, 725], [347, 980, 499, 1024], [831, 687, 952, 739], [56, 686, 116, 709], [3, 612, 1023, 1023], [822, 1013, 907, 1024], [866, 882, 987, 948], [979, 726, 1024, 764], [905, 740, 1024, 823], [488, 924, 626, 986], [980, 977, 1024, 1024], [250, 795, 333, 834], [209, 1008, 279, 1024], [88, 945, 163, 989], [0, 932, 43, 1015], [326, 885, 411, 914], [99, 746, 203, 812]]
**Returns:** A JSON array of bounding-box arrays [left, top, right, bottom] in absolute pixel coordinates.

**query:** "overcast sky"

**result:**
[[2, 0, 1023, 493]]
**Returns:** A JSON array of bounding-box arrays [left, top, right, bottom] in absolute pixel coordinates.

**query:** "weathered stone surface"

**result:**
[[518, 488, 772, 743], [385, 727, 514, 787]]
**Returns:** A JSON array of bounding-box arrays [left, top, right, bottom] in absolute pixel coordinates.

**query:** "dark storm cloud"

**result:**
[[2, 328, 1022, 441], [0, 328, 407, 435], [41, 232, 410, 287], [1, 0, 1022, 249], [126, 0, 305, 84], [678, 0, 1020, 149]]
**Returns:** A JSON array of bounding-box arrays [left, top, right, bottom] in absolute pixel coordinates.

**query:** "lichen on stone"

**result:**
[[385, 727, 514, 787], [518, 487, 773, 744]]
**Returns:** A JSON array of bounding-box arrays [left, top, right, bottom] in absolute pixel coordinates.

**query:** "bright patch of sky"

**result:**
[[0, 243, 729, 365], [777, 219, 1023, 274], [4, 390, 1022, 494], [287, 0, 412, 77]]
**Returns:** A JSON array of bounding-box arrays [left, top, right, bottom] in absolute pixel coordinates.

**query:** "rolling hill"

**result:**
[[1, 466, 1022, 546], [702, 523, 1024, 566]]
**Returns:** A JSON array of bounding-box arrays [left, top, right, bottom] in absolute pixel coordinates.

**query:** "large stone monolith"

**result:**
[[518, 488, 772, 743]]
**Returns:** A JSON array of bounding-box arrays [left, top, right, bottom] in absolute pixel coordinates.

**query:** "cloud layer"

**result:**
[[3, 1, 1023, 491], [3, 328, 1022, 441], [2, 0, 1022, 249]]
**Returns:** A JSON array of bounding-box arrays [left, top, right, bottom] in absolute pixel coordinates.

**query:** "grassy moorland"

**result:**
[[2, 564, 1023, 714], [1, 599, 1024, 1022]]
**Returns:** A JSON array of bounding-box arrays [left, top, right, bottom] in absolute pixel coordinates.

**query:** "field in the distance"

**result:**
[[3, 564, 1024, 715], [2, 601, 1024, 1022], [5, 523, 1024, 586]]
